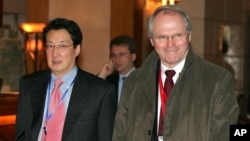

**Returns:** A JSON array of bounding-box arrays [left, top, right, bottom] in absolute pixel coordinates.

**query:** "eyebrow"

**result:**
[[46, 40, 70, 44]]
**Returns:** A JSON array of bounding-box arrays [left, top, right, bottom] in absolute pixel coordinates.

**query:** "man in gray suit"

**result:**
[[15, 18, 116, 141]]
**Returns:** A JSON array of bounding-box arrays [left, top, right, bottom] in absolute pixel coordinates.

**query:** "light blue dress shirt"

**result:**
[[38, 65, 77, 140]]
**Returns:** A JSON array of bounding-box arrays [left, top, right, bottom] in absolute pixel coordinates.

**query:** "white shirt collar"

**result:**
[[161, 58, 186, 83]]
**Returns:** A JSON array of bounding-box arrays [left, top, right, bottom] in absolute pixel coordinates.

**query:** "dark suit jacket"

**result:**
[[106, 73, 119, 106], [15, 67, 117, 141]]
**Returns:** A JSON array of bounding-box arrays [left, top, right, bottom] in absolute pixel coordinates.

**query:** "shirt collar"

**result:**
[[51, 65, 78, 88]]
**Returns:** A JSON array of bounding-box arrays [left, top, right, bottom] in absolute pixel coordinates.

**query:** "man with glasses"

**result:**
[[15, 18, 116, 141], [98, 35, 136, 106], [112, 5, 239, 141]]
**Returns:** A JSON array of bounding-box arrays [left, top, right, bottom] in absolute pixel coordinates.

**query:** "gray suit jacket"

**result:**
[[15, 67, 116, 141]]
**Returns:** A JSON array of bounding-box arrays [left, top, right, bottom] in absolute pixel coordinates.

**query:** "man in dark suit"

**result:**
[[98, 35, 136, 105], [15, 18, 116, 141]]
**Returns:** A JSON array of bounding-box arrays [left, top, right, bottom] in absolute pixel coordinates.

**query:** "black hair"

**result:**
[[43, 18, 83, 48]]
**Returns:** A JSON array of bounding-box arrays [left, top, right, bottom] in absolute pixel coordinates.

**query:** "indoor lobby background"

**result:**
[[1, 0, 250, 140]]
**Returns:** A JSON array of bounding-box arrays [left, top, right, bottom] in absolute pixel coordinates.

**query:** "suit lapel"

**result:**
[[114, 74, 119, 105], [106, 73, 119, 105], [135, 53, 159, 137], [62, 71, 88, 140], [140, 68, 157, 117], [29, 72, 50, 140]]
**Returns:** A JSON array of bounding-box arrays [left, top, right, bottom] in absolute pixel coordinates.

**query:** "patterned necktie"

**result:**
[[164, 70, 176, 96], [42, 79, 65, 141], [158, 70, 176, 136]]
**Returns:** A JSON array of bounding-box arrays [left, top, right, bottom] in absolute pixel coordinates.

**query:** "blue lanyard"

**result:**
[[45, 79, 75, 121]]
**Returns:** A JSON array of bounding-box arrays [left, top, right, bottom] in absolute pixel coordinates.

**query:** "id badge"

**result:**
[[159, 136, 163, 141]]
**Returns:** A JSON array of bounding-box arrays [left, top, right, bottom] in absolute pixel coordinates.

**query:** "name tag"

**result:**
[[158, 136, 163, 141]]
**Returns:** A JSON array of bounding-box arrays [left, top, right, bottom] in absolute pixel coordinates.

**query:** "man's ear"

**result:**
[[75, 44, 81, 56], [150, 38, 155, 47], [132, 53, 136, 62]]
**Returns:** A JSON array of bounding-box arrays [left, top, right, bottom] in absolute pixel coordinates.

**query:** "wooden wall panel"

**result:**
[[110, 0, 134, 39], [26, 0, 49, 22]]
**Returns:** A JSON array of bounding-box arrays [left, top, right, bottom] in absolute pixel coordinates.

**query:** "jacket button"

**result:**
[[148, 130, 151, 135]]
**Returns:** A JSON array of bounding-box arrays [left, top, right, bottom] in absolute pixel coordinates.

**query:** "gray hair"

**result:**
[[147, 5, 193, 38]]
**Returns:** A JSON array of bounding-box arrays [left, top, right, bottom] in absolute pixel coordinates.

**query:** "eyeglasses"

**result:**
[[45, 43, 73, 51], [152, 31, 188, 43], [110, 52, 131, 58]]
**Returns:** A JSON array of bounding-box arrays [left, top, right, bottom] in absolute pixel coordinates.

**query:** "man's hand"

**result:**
[[98, 61, 115, 79]]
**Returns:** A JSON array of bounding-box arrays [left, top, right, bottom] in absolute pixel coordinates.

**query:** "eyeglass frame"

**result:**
[[151, 31, 189, 43], [44, 43, 74, 51], [110, 52, 132, 59]]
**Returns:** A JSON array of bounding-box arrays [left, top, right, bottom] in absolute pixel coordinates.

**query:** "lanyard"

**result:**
[[158, 69, 168, 115], [45, 79, 75, 121]]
